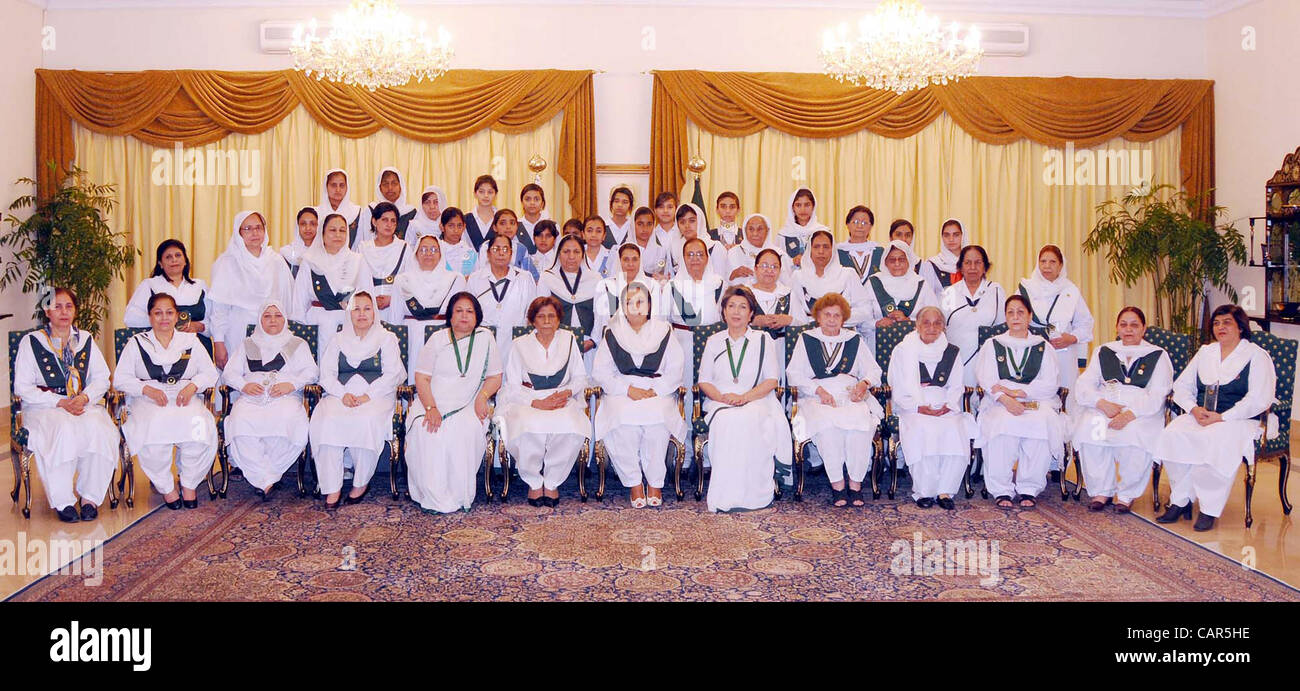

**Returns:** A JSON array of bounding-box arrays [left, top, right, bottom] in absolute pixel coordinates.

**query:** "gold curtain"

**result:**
[[74, 107, 571, 336], [652, 71, 1213, 213], [686, 113, 1180, 345], [36, 68, 596, 216]]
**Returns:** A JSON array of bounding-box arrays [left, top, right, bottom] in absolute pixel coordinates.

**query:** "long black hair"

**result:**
[[151, 239, 194, 284]]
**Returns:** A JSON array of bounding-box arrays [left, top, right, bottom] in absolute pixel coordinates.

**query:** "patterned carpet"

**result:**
[[10, 473, 1299, 602]]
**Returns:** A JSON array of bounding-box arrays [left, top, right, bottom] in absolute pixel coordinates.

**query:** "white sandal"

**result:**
[[646, 488, 663, 507]]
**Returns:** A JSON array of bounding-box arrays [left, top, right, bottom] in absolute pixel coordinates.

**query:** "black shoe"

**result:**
[[1193, 512, 1217, 532], [164, 495, 184, 510], [229, 466, 244, 480], [182, 497, 199, 509], [831, 488, 848, 507], [260, 485, 275, 503], [847, 488, 865, 507], [79, 503, 98, 521], [1049, 470, 1062, 484], [915, 497, 935, 509], [324, 497, 341, 510], [1156, 502, 1193, 523], [527, 497, 542, 507], [1088, 497, 1112, 512], [546, 496, 559, 508], [344, 485, 370, 505], [56, 505, 80, 522], [936, 496, 956, 511]]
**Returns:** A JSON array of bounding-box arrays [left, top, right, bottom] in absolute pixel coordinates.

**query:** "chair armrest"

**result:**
[[1057, 387, 1069, 409], [962, 386, 977, 414], [692, 384, 703, 422]]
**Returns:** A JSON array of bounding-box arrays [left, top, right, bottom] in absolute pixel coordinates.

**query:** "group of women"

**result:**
[[13, 175, 1278, 532]]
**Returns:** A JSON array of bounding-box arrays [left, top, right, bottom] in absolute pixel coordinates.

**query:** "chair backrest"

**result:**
[[1251, 329, 1297, 425], [689, 321, 728, 382], [381, 322, 409, 370], [113, 327, 150, 360], [245, 321, 321, 361], [874, 321, 916, 383], [976, 322, 1049, 350], [8, 328, 36, 399], [1142, 326, 1193, 380], [784, 323, 816, 366]]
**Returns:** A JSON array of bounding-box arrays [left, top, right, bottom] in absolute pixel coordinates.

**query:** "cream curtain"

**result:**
[[685, 113, 1180, 347], [75, 105, 569, 337]]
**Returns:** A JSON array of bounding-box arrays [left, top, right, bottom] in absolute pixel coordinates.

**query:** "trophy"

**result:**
[[528, 154, 547, 185]]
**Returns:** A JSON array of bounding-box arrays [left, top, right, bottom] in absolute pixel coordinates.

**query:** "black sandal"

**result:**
[[847, 488, 865, 507], [831, 488, 848, 507], [1017, 494, 1037, 509], [1088, 497, 1112, 512], [995, 495, 1015, 509]]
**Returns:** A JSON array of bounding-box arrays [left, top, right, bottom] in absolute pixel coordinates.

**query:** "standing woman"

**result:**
[[974, 295, 1065, 509], [786, 293, 883, 508], [438, 208, 479, 277], [698, 286, 792, 512], [124, 240, 213, 353], [1018, 244, 1095, 389], [280, 207, 318, 279], [114, 293, 220, 510], [406, 292, 503, 513], [209, 210, 294, 369], [468, 233, 538, 366], [482, 209, 537, 278], [406, 186, 446, 252], [603, 186, 636, 248], [500, 296, 591, 506], [396, 235, 467, 380], [593, 283, 686, 508], [836, 205, 885, 286], [13, 288, 117, 521], [358, 201, 410, 325], [309, 292, 404, 508], [920, 219, 969, 299], [789, 230, 866, 328], [582, 216, 616, 277], [1072, 306, 1173, 513], [1154, 305, 1276, 531], [360, 167, 417, 244], [669, 204, 727, 278], [537, 234, 604, 362], [531, 220, 560, 280], [221, 299, 319, 499], [312, 169, 363, 249], [464, 174, 499, 249], [775, 188, 830, 269], [889, 306, 980, 510], [728, 213, 782, 286], [292, 213, 365, 357], [596, 243, 657, 322], [940, 245, 1005, 387], [518, 184, 549, 249], [863, 240, 939, 356]]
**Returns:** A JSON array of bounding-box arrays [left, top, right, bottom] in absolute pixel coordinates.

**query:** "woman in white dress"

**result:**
[[748, 248, 795, 354], [114, 292, 220, 510], [974, 295, 1065, 509], [406, 185, 446, 252], [221, 299, 318, 499], [13, 288, 117, 522], [531, 220, 560, 279], [789, 230, 867, 328], [940, 245, 1006, 387], [468, 233, 538, 366], [124, 240, 213, 353], [464, 174, 499, 249], [309, 292, 404, 508], [500, 296, 591, 506], [280, 207, 318, 279], [582, 215, 616, 277], [358, 201, 411, 325], [628, 207, 671, 280], [359, 167, 418, 245], [1154, 305, 1276, 531], [593, 283, 687, 508], [596, 243, 658, 323], [863, 240, 940, 347], [1017, 244, 1095, 389], [438, 208, 479, 277], [396, 234, 467, 381], [537, 234, 603, 361], [210, 210, 294, 369], [292, 213, 366, 357], [312, 169, 363, 249], [406, 292, 503, 513], [775, 188, 830, 269], [836, 205, 885, 288], [889, 306, 980, 510], [667, 237, 726, 458], [727, 213, 784, 286], [1072, 306, 1173, 513], [668, 203, 727, 278], [787, 293, 883, 508], [919, 218, 969, 299], [698, 286, 792, 512]]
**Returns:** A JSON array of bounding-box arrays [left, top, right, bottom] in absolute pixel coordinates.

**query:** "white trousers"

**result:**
[[510, 432, 584, 491], [812, 429, 872, 484], [983, 435, 1051, 498], [1078, 443, 1151, 504], [229, 436, 303, 491], [910, 454, 968, 501], [35, 452, 115, 510], [1164, 460, 1238, 518], [314, 445, 381, 495], [138, 441, 216, 494], [605, 424, 671, 489]]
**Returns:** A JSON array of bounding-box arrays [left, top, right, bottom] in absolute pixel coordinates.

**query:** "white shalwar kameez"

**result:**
[[395, 262, 467, 382], [500, 330, 591, 491], [358, 234, 411, 325], [405, 186, 446, 252], [889, 332, 980, 501], [291, 235, 365, 357], [974, 332, 1066, 499], [468, 264, 537, 366], [1017, 256, 1095, 390], [124, 275, 213, 339], [311, 168, 363, 249], [860, 241, 939, 355], [209, 211, 295, 360], [787, 326, 884, 485], [537, 264, 606, 369], [940, 279, 1006, 387], [666, 268, 725, 464]]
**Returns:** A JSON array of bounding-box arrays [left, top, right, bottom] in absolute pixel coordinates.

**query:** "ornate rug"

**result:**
[[10, 477, 1298, 602]]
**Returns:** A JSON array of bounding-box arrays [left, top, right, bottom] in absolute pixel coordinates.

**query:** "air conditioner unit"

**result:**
[[972, 23, 1030, 57], [260, 20, 311, 55]]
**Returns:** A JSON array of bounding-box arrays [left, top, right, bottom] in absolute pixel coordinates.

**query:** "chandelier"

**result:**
[[292, 0, 453, 92], [820, 0, 982, 94]]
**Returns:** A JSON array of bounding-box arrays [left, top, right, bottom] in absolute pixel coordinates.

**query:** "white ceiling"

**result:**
[[21, 0, 1263, 19]]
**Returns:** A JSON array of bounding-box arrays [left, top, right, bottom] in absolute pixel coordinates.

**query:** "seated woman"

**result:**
[[593, 283, 687, 508], [786, 293, 883, 508], [1154, 304, 1276, 531], [500, 296, 591, 506], [468, 232, 538, 366], [210, 210, 294, 369], [974, 295, 1065, 509], [13, 288, 117, 522], [221, 299, 319, 500], [124, 239, 213, 352], [406, 292, 503, 513], [292, 213, 365, 357], [537, 234, 603, 363], [114, 293, 220, 510], [698, 286, 793, 512], [1071, 306, 1173, 513], [596, 243, 658, 322], [863, 239, 939, 354], [309, 292, 404, 508], [396, 234, 467, 382], [1018, 244, 1094, 390], [889, 306, 980, 510]]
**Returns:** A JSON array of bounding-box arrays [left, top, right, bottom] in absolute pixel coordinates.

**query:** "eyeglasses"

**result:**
[[240, 224, 265, 233], [685, 251, 707, 259], [848, 220, 871, 227], [489, 246, 512, 255], [416, 247, 440, 256], [757, 262, 780, 270]]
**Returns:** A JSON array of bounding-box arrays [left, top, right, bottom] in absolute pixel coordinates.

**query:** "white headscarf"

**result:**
[[673, 207, 723, 283], [608, 286, 672, 357], [246, 298, 297, 360], [369, 167, 415, 217], [776, 188, 830, 241], [281, 207, 318, 267], [738, 212, 780, 256], [929, 218, 970, 274], [874, 239, 924, 299], [407, 185, 446, 241], [1020, 245, 1081, 331], [302, 219, 364, 294], [336, 293, 395, 364], [541, 235, 599, 302], [313, 168, 361, 223], [210, 210, 293, 313], [396, 242, 462, 309]]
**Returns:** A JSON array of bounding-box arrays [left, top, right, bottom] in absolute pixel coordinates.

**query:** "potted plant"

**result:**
[[0, 163, 139, 333], [1083, 183, 1246, 340]]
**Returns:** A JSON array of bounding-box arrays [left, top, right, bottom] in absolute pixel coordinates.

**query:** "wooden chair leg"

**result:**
[[693, 437, 705, 501], [870, 437, 882, 500], [963, 441, 975, 499], [794, 441, 807, 502], [388, 440, 400, 500], [1245, 461, 1256, 529], [888, 436, 899, 500], [578, 441, 588, 502], [1279, 454, 1293, 515], [481, 439, 494, 502], [498, 443, 512, 502], [672, 439, 684, 501], [9, 445, 21, 505], [1151, 463, 1163, 513], [21, 451, 32, 519]]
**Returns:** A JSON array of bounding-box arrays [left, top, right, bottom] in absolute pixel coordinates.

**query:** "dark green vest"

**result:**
[[992, 339, 1047, 384], [1098, 347, 1163, 388]]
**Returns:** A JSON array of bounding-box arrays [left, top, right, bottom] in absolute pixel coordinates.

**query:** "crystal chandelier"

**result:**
[[820, 0, 982, 94], [292, 0, 453, 92]]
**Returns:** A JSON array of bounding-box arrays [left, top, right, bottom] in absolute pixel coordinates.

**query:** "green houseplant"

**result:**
[[0, 163, 139, 333], [1083, 183, 1246, 339]]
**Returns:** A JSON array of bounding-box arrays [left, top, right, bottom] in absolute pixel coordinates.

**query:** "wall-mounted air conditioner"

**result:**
[[972, 23, 1030, 57]]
